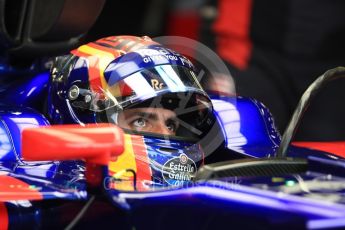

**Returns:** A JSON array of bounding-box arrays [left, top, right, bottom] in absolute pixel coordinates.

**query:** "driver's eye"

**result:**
[[132, 118, 146, 128], [166, 120, 178, 132]]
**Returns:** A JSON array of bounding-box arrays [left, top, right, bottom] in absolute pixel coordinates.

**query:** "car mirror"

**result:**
[[21, 123, 124, 190], [22, 123, 124, 165]]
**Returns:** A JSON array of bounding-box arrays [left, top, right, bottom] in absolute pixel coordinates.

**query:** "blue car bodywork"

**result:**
[[1, 65, 345, 230]]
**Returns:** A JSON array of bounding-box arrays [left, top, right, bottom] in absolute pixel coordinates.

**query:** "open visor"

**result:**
[[69, 65, 209, 112], [69, 65, 215, 137]]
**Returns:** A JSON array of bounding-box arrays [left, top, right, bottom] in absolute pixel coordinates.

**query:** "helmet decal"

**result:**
[[108, 134, 152, 191], [71, 36, 159, 95], [71, 43, 117, 94]]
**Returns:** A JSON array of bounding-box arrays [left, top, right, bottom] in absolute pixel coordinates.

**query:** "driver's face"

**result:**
[[117, 108, 179, 135]]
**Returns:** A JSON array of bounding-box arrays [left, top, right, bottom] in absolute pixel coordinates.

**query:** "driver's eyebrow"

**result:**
[[137, 112, 158, 121], [137, 112, 177, 123]]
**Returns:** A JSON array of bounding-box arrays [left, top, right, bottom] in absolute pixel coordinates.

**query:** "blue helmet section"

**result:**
[[144, 136, 203, 187], [47, 56, 97, 124], [104, 45, 195, 86]]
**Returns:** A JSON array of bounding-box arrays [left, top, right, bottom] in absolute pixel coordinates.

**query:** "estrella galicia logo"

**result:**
[[162, 154, 197, 186]]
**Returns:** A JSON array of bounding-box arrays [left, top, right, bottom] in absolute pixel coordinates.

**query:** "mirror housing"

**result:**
[[22, 123, 124, 190], [22, 123, 124, 165]]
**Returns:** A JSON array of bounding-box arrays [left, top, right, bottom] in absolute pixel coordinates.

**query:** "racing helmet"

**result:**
[[48, 35, 215, 139], [47, 36, 218, 189]]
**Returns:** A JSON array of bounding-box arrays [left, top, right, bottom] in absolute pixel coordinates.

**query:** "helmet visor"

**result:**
[[70, 65, 207, 112], [70, 65, 214, 137]]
